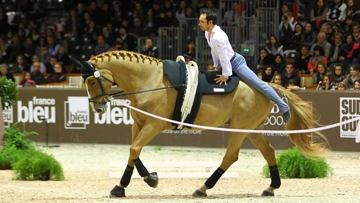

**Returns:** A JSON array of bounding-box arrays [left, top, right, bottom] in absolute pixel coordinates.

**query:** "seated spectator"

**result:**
[[265, 35, 283, 56], [45, 56, 58, 74], [309, 0, 329, 31], [56, 46, 71, 73], [23, 37, 36, 63], [141, 37, 159, 58], [338, 34, 359, 68], [294, 45, 311, 74], [119, 27, 136, 52], [261, 65, 275, 83], [309, 32, 332, 58], [301, 22, 317, 47], [311, 62, 331, 85], [129, 17, 150, 37], [20, 72, 36, 87], [343, 16, 353, 36], [279, 11, 297, 49], [94, 35, 110, 55], [308, 46, 328, 74], [271, 74, 283, 86], [316, 73, 333, 90], [0, 63, 15, 82], [101, 26, 115, 47], [183, 39, 196, 63], [273, 54, 286, 74], [11, 54, 30, 73], [343, 63, 360, 89], [257, 48, 274, 71], [44, 63, 66, 83], [354, 80, 360, 90], [337, 81, 347, 90], [329, 33, 344, 65], [47, 35, 60, 56], [326, 0, 346, 25], [281, 63, 301, 87], [287, 23, 303, 51], [39, 45, 51, 65], [30, 54, 46, 74], [330, 63, 346, 88], [286, 78, 301, 91], [30, 62, 45, 85]]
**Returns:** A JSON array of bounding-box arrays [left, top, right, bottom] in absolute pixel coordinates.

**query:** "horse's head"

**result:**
[[72, 57, 114, 114]]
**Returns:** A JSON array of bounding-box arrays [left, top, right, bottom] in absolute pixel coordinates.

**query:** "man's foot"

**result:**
[[283, 110, 291, 123]]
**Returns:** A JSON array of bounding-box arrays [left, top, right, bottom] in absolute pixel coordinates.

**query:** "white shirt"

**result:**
[[205, 25, 234, 77]]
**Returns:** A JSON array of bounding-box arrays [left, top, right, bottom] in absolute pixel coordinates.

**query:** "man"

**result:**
[[309, 32, 332, 58], [326, 0, 346, 24], [281, 63, 301, 87], [141, 37, 159, 58], [198, 10, 290, 122], [94, 35, 110, 55]]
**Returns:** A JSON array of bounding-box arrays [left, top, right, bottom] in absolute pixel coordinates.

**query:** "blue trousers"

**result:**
[[230, 53, 290, 114]]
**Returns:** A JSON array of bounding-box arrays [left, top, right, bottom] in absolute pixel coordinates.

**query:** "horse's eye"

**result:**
[[91, 81, 96, 86]]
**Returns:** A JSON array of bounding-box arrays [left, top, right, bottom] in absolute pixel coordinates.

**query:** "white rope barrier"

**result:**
[[120, 103, 360, 140]]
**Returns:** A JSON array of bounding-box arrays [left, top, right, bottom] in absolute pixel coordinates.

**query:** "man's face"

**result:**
[[145, 39, 153, 48], [198, 14, 210, 31], [286, 64, 294, 74]]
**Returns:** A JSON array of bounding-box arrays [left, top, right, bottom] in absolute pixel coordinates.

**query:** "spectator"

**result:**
[[286, 78, 301, 91], [47, 35, 60, 56], [45, 56, 57, 74], [176, 0, 187, 26], [316, 73, 333, 90], [273, 54, 287, 74], [112, 2, 125, 27], [309, 0, 329, 31], [351, 22, 360, 41], [19, 72, 36, 87], [99, 3, 113, 26], [257, 48, 274, 71], [164, 10, 180, 27], [8, 35, 24, 63], [279, 11, 297, 49], [271, 74, 283, 86], [119, 27, 136, 52], [343, 16, 354, 36], [343, 63, 360, 89], [329, 32, 344, 65], [309, 32, 332, 58], [261, 65, 275, 83], [11, 54, 30, 73], [288, 23, 303, 51], [23, 37, 36, 63], [223, 2, 239, 27], [45, 62, 66, 83], [143, 8, 158, 37], [30, 54, 46, 74], [281, 63, 301, 87], [30, 61, 45, 85], [83, 20, 98, 44], [94, 35, 110, 55], [88, 1, 102, 25], [64, 9, 83, 37], [0, 36, 10, 64], [34, 36, 47, 56], [330, 63, 346, 88], [56, 46, 71, 73], [39, 45, 51, 65], [338, 34, 360, 68], [320, 23, 333, 44], [337, 81, 347, 90], [311, 62, 332, 85], [326, 0, 346, 24], [354, 80, 360, 90], [56, 32, 68, 52], [141, 37, 159, 58], [294, 44, 311, 74], [308, 46, 328, 74], [129, 17, 149, 37], [301, 22, 317, 47], [265, 35, 283, 56], [183, 39, 196, 64], [0, 63, 15, 82]]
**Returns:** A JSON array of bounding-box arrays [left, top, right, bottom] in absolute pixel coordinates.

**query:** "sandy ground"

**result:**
[[1, 143, 360, 203]]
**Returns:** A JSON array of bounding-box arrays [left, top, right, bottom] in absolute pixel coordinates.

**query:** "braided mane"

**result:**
[[89, 50, 163, 65]]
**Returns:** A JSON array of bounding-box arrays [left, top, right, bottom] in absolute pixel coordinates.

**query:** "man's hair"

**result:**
[[201, 9, 217, 25]]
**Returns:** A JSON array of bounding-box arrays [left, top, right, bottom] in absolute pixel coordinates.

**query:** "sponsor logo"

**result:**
[[94, 99, 133, 125], [2, 107, 13, 127], [265, 104, 285, 126], [340, 97, 360, 138], [64, 97, 90, 129], [17, 97, 56, 123]]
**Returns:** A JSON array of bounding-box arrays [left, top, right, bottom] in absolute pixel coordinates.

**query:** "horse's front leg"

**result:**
[[110, 121, 162, 197], [193, 133, 247, 197]]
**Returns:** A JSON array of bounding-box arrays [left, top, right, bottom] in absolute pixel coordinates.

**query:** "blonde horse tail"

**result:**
[[269, 83, 330, 158]]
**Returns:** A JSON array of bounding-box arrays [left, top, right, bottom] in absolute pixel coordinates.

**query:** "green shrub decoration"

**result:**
[[0, 76, 18, 110], [3, 123, 37, 150], [13, 150, 64, 181], [0, 146, 26, 169], [262, 147, 333, 178]]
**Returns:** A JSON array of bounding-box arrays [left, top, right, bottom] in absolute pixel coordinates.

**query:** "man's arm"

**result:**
[[213, 38, 232, 77]]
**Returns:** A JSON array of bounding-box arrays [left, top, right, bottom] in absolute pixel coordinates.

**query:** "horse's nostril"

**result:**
[[96, 108, 102, 113]]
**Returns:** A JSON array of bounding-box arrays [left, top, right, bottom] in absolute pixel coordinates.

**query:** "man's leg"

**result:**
[[231, 54, 291, 122]]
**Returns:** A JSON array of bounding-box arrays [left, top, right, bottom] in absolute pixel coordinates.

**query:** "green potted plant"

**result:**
[[12, 149, 64, 181], [0, 77, 19, 147], [262, 147, 333, 178]]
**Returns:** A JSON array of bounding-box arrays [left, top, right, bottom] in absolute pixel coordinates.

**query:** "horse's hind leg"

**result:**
[[193, 132, 247, 197], [247, 124, 280, 196]]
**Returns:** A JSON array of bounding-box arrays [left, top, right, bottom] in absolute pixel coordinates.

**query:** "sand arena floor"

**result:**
[[1, 144, 360, 203]]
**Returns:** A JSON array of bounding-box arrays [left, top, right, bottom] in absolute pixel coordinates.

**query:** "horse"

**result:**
[[75, 50, 329, 198]]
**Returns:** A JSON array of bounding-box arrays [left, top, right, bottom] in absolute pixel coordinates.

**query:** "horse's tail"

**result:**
[[269, 83, 330, 158]]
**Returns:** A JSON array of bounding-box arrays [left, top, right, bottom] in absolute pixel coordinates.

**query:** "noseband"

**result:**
[[82, 62, 114, 105]]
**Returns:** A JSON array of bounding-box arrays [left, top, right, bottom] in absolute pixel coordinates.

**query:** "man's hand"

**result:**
[[214, 74, 228, 85]]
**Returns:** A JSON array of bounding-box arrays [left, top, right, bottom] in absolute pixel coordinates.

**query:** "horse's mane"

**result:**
[[89, 50, 163, 66]]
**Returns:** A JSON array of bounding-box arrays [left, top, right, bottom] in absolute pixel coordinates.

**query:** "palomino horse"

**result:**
[[77, 50, 328, 198]]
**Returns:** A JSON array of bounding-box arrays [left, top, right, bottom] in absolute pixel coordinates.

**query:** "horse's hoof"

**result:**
[[261, 190, 274, 196], [144, 172, 158, 188], [109, 185, 126, 197], [192, 189, 207, 197]]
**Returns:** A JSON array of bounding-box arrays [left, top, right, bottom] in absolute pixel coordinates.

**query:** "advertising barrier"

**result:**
[[2, 89, 360, 151]]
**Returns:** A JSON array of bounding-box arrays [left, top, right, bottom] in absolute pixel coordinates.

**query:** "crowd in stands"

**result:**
[[0, 0, 360, 91]]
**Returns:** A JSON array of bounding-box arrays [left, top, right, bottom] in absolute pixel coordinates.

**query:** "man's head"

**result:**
[[145, 37, 154, 49], [199, 10, 217, 32], [285, 63, 295, 74]]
